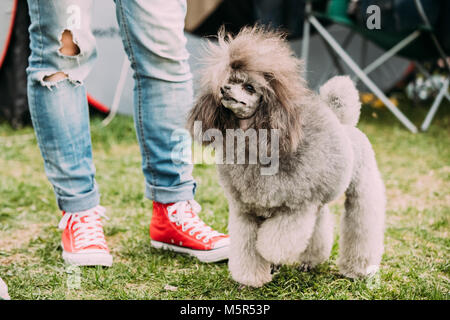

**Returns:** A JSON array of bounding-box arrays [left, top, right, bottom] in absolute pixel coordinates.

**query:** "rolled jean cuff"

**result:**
[[145, 181, 196, 204], [56, 186, 100, 213]]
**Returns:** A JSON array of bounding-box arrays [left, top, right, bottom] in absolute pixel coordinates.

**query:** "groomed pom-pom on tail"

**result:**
[[319, 76, 361, 127]]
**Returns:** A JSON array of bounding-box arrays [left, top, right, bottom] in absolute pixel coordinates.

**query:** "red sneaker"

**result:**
[[58, 205, 113, 267], [150, 200, 229, 263]]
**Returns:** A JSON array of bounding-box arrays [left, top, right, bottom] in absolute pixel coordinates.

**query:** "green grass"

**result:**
[[0, 96, 449, 300]]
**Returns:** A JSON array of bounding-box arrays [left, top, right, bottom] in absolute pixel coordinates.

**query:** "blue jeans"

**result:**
[[26, 0, 196, 212]]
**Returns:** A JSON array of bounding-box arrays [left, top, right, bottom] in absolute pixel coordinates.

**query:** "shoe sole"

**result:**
[[61, 242, 113, 267], [62, 250, 113, 267], [151, 240, 229, 263]]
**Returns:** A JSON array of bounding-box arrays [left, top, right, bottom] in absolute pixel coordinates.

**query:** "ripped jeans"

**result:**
[[26, 0, 196, 212]]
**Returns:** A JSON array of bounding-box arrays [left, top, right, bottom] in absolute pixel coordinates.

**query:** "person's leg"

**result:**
[[27, 0, 98, 212], [114, 0, 195, 203], [27, 0, 111, 266], [114, 0, 229, 262]]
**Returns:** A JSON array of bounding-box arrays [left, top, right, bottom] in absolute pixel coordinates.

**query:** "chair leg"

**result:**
[[363, 31, 420, 76], [420, 78, 449, 131], [416, 63, 450, 101], [308, 15, 418, 133], [102, 56, 130, 126], [352, 31, 420, 87], [415, 63, 449, 131], [301, 1, 312, 79]]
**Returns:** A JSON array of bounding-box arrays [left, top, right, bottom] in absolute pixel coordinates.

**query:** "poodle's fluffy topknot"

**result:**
[[199, 25, 308, 103]]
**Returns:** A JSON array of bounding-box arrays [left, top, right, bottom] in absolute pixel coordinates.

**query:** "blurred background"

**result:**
[[1, 0, 449, 131]]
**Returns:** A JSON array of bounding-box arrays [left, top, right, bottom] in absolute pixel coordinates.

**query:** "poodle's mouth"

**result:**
[[221, 96, 255, 119], [221, 95, 259, 120], [220, 96, 239, 105], [220, 93, 244, 105]]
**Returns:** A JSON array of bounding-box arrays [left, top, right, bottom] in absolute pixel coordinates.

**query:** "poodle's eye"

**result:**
[[244, 84, 255, 93]]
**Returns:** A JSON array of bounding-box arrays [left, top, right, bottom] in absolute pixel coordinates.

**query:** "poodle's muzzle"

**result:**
[[220, 85, 261, 119]]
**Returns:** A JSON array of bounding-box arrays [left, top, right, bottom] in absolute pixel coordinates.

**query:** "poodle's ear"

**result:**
[[187, 92, 237, 144], [257, 78, 303, 154]]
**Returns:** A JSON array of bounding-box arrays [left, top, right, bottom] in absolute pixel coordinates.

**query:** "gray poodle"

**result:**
[[188, 26, 385, 287]]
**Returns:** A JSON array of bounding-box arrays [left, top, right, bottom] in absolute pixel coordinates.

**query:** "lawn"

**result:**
[[0, 96, 449, 300]]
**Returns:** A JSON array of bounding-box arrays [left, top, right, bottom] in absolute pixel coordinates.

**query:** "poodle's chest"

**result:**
[[217, 149, 353, 209], [218, 163, 305, 209], [228, 164, 286, 204]]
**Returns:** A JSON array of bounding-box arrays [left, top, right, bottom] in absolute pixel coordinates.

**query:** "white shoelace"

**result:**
[[58, 205, 109, 250], [167, 200, 223, 243]]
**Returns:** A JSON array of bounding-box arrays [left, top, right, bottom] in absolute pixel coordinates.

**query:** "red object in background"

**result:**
[[0, 0, 17, 69], [87, 93, 110, 114]]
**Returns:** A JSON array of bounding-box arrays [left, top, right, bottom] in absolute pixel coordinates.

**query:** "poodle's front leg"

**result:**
[[228, 210, 273, 288], [298, 205, 334, 271], [256, 204, 317, 265]]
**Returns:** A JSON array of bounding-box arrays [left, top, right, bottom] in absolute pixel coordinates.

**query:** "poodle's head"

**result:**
[[188, 26, 312, 154], [219, 72, 262, 119]]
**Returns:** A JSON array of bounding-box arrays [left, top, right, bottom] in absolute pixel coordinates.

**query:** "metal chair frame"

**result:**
[[301, 0, 449, 132]]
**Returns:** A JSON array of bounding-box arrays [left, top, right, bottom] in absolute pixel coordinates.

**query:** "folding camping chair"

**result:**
[[301, 0, 450, 133]]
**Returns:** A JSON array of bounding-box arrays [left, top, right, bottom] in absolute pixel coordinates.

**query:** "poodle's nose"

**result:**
[[221, 85, 231, 94]]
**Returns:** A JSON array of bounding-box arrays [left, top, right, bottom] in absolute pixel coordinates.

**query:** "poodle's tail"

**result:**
[[319, 76, 361, 127]]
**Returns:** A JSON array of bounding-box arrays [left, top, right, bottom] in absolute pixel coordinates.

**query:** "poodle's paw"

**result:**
[[338, 260, 379, 279], [298, 262, 314, 272], [229, 258, 273, 288], [297, 252, 328, 272], [230, 269, 273, 288], [270, 264, 281, 275]]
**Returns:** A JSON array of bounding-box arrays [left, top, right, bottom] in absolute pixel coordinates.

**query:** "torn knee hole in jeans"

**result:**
[[41, 70, 82, 88], [58, 29, 80, 57], [43, 71, 68, 83], [41, 30, 82, 88], [41, 70, 82, 89]]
